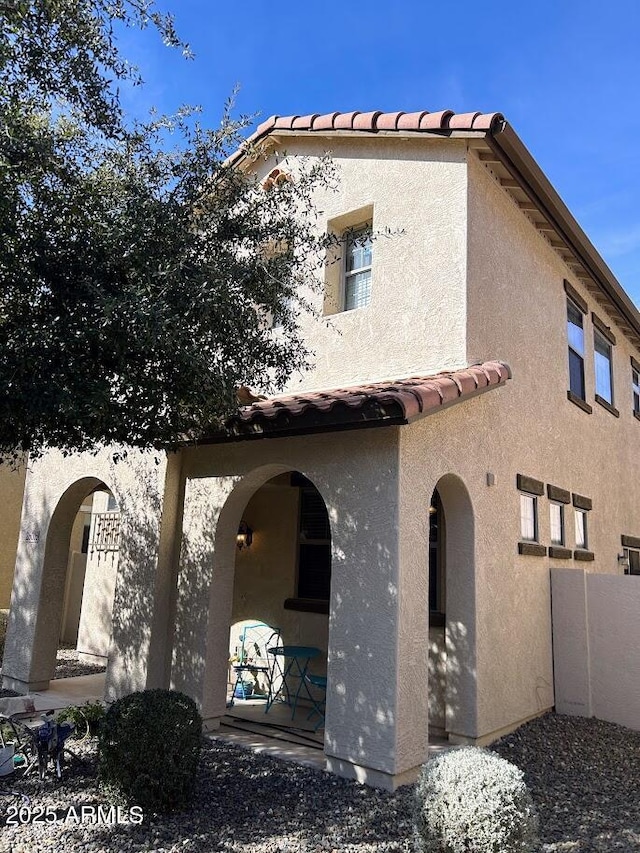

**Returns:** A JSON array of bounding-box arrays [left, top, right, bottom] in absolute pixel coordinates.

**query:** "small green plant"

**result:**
[[98, 689, 202, 813], [57, 701, 106, 737], [414, 746, 540, 853]]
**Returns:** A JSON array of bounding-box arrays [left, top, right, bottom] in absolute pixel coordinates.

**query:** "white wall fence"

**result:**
[[551, 568, 640, 731]]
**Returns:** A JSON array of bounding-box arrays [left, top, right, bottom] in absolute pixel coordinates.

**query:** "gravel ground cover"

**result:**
[[0, 714, 639, 852], [53, 648, 107, 680], [492, 713, 640, 851]]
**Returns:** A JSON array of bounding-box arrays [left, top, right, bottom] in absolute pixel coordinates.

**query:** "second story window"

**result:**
[[594, 330, 613, 405], [632, 358, 640, 417], [344, 226, 372, 311], [567, 298, 586, 401]]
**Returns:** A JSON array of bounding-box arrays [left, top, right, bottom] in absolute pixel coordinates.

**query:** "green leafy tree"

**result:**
[[0, 1, 332, 461]]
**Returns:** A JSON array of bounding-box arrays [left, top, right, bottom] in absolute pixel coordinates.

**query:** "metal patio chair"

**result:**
[[228, 622, 282, 707]]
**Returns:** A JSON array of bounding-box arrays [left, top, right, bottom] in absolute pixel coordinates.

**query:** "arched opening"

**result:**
[[428, 487, 447, 735], [428, 474, 476, 740], [31, 478, 120, 689], [225, 470, 331, 743]]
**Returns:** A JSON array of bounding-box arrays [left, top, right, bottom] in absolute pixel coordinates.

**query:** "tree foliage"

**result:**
[[0, 1, 332, 461]]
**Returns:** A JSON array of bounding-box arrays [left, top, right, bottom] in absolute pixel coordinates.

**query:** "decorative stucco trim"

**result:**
[[595, 395, 620, 418], [548, 546, 572, 559], [567, 391, 593, 414], [592, 312, 616, 346], [518, 543, 546, 557], [572, 494, 592, 511], [621, 534, 640, 550], [564, 280, 588, 314], [547, 484, 571, 504], [574, 550, 595, 562], [517, 474, 544, 496]]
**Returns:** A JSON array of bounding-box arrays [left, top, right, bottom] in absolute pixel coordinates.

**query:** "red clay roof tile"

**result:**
[[226, 361, 510, 437], [247, 109, 505, 146]]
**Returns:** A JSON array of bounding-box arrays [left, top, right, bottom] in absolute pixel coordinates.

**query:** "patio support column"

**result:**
[[169, 475, 237, 729], [102, 456, 169, 701], [319, 433, 421, 790]]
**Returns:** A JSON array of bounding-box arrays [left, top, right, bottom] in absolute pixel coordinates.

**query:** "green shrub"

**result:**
[[98, 689, 202, 813], [414, 746, 540, 853], [57, 700, 106, 737]]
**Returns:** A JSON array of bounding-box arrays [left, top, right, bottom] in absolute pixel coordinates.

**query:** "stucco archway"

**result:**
[[199, 466, 333, 732], [428, 473, 477, 741], [3, 476, 120, 692]]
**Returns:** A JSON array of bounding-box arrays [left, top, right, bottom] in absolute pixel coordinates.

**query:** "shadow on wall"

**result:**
[[1, 456, 168, 700]]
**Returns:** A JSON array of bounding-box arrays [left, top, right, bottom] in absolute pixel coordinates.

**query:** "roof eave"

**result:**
[[488, 122, 640, 339]]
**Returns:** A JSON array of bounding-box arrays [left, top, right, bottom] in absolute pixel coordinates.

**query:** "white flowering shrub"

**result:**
[[413, 746, 540, 853]]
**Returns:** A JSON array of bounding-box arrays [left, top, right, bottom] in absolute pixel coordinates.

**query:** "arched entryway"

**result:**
[[8, 477, 120, 691], [427, 474, 476, 740], [226, 470, 330, 740]]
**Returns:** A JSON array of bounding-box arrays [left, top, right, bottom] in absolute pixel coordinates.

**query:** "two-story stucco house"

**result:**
[[4, 108, 640, 791]]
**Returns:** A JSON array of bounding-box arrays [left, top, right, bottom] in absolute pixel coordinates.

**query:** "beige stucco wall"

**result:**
[[0, 465, 26, 608], [8, 130, 640, 787], [2, 449, 170, 698], [257, 136, 470, 392], [168, 427, 432, 787], [552, 568, 640, 730], [464, 151, 640, 738]]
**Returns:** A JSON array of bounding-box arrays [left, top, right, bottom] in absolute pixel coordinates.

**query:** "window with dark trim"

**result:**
[[296, 477, 331, 601], [567, 297, 586, 401], [594, 329, 613, 405], [549, 502, 565, 546], [520, 494, 538, 542], [632, 357, 640, 417], [574, 508, 588, 549]]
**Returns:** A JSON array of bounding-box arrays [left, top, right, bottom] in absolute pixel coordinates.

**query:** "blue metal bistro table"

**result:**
[[266, 645, 321, 719]]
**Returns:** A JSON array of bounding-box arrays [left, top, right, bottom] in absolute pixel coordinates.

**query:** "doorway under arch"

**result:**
[[427, 473, 476, 740], [30, 477, 120, 689], [223, 469, 332, 740]]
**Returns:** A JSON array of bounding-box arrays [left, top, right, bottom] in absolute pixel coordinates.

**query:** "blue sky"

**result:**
[[120, 0, 640, 305]]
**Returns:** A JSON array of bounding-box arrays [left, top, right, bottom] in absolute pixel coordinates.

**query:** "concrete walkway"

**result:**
[[30, 672, 106, 712]]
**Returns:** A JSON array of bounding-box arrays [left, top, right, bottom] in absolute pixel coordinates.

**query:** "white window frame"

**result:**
[[520, 493, 538, 543], [343, 225, 372, 312]]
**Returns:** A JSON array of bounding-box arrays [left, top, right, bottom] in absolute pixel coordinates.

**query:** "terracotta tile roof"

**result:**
[[227, 107, 640, 355], [250, 109, 504, 142], [207, 361, 510, 443]]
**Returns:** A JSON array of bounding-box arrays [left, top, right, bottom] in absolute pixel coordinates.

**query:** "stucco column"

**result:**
[[169, 476, 237, 727], [315, 437, 417, 790], [394, 465, 431, 775], [102, 456, 168, 701]]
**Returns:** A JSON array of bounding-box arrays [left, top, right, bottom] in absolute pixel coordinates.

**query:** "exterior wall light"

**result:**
[[237, 521, 253, 550]]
